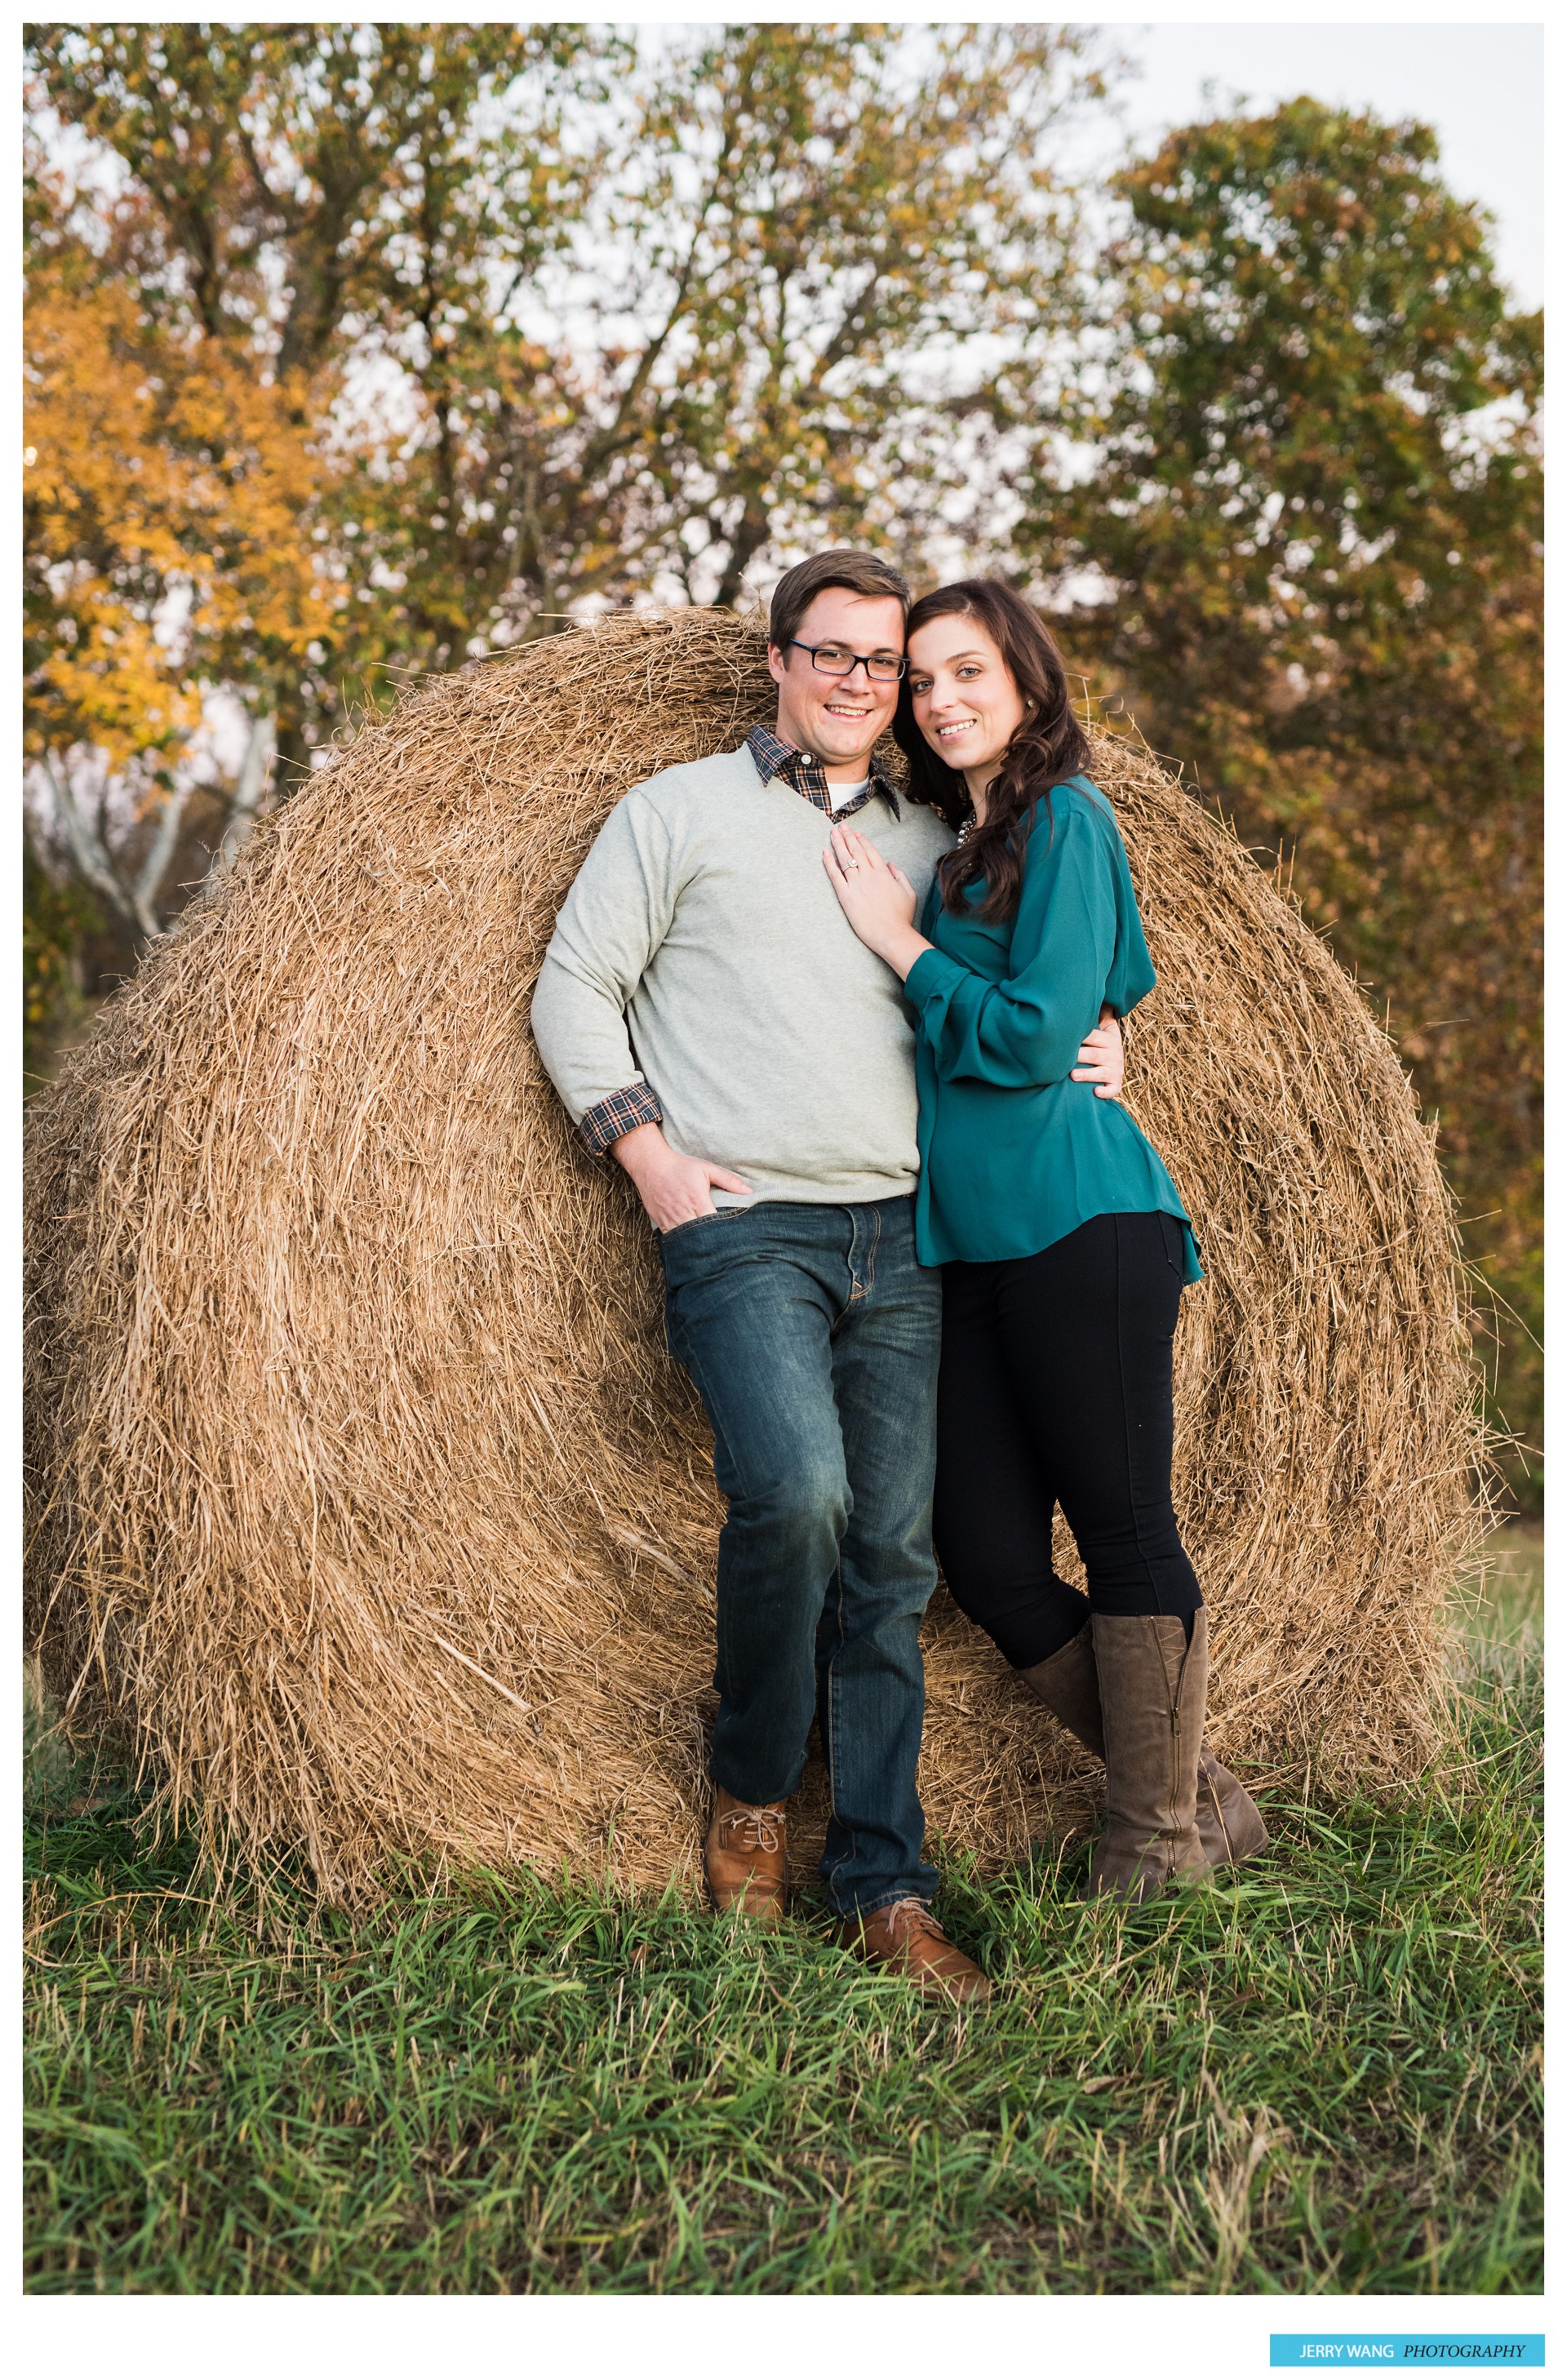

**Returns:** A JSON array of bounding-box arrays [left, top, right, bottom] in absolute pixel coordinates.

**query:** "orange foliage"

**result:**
[[23, 273, 336, 769]]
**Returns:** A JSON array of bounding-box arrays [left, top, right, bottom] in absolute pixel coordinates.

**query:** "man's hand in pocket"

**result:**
[[612, 1121, 752, 1231]]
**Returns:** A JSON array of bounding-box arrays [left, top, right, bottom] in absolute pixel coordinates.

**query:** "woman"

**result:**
[[822, 579, 1266, 1898]]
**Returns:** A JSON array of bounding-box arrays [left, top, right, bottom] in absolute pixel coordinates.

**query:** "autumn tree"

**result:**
[[535, 23, 1099, 611], [24, 20, 1106, 984], [1019, 102, 1543, 1499], [24, 251, 333, 937], [22, 20, 614, 997], [28, 20, 1103, 676], [28, 20, 607, 783]]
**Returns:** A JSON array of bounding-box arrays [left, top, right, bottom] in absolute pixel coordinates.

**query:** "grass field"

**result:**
[[23, 1537, 1542, 2295]]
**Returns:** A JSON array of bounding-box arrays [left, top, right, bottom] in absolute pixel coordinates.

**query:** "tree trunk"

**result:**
[[216, 713, 277, 874], [713, 505, 773, 611]]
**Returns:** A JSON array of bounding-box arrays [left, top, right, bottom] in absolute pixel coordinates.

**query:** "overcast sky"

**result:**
[[1107, 21, 1543, 309]]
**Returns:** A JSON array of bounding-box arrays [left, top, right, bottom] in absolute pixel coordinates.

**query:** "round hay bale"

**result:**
[[24, 607, 1480, 1903]]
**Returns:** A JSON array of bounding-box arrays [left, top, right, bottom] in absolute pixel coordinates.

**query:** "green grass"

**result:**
[[1457, 1523, 1543, 1650], [24, 1548, 1542, 2294]]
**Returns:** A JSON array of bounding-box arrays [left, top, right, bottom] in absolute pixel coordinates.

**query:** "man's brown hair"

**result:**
[[767, 548, 911, 659]]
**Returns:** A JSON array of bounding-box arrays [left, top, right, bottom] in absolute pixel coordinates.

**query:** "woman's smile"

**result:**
[[908, 617, 1028, 789]]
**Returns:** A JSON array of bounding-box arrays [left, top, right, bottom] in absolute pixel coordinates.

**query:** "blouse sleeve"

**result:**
[[903, 799, 1133, 1088]]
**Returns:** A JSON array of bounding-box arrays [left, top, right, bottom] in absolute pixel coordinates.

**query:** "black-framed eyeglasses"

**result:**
[[788, 639, 907, 684]]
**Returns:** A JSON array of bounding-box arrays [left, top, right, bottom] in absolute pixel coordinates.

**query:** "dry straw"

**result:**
[[25, 607, 1482, 1903]]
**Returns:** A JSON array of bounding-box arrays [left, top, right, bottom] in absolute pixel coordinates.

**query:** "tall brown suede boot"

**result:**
[[1085, 1610, 1212, 1900], [1019, 1619, 1267, 1871]]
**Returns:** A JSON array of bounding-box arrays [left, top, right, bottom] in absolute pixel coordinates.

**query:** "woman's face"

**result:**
[[907, 614, 1027, 777]]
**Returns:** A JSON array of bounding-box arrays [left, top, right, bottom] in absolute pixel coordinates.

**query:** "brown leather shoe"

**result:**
[[1019, 1618, 1267, 1872], [838, 1897, 992, 2004], [704, 1787, 788, 1924]]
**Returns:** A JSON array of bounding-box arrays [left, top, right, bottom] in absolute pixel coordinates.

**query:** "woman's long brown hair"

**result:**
[[894, 579, 1089, 922]]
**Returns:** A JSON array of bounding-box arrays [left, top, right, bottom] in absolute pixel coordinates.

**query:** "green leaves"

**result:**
[[27, 21, 1103, 691], [1018, 100, 1542, 1509], [29, 25, 604, 364]]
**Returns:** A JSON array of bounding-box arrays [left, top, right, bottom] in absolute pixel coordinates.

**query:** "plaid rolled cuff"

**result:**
[[577, 1080, 664, 1156]]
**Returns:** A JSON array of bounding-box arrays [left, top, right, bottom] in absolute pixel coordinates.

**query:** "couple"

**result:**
[[531, 549, 1266, 2005]]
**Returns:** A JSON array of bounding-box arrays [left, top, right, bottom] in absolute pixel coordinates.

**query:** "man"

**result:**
[[530, 551, 1121, 2002]]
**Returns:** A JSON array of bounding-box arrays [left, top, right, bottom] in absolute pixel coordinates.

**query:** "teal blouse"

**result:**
[[903, 775, 1201, 1277]]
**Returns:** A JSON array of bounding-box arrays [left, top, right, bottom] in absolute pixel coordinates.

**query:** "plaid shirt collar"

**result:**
[[744, 724, 901, 823]]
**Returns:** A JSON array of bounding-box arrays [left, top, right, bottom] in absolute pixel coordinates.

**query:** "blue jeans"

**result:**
[[659, 1196, 942, 1918]]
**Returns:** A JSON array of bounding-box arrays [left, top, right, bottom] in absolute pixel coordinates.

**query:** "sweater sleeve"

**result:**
[[529, 789, 678, 1134], [903, 800, 1124, 1088]]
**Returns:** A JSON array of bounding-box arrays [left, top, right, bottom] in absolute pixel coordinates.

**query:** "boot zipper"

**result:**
[[1155, 1624, 1190, 1862]]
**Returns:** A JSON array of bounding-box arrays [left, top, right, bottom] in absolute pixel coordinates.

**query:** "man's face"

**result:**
[[766, 587, 908, 774]]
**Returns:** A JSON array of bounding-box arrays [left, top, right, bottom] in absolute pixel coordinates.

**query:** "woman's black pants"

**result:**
[[933, 1210, 1202, 1670]]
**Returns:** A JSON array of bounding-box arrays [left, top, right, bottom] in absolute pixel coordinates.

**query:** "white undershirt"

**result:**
[[828, 777, 870, 812]]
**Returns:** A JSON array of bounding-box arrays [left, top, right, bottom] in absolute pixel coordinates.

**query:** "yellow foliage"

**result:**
[[24, 273, 335, 768]]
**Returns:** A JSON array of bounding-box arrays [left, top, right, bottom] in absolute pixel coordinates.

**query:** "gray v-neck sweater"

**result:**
[[530, 745, 956, 1206]]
